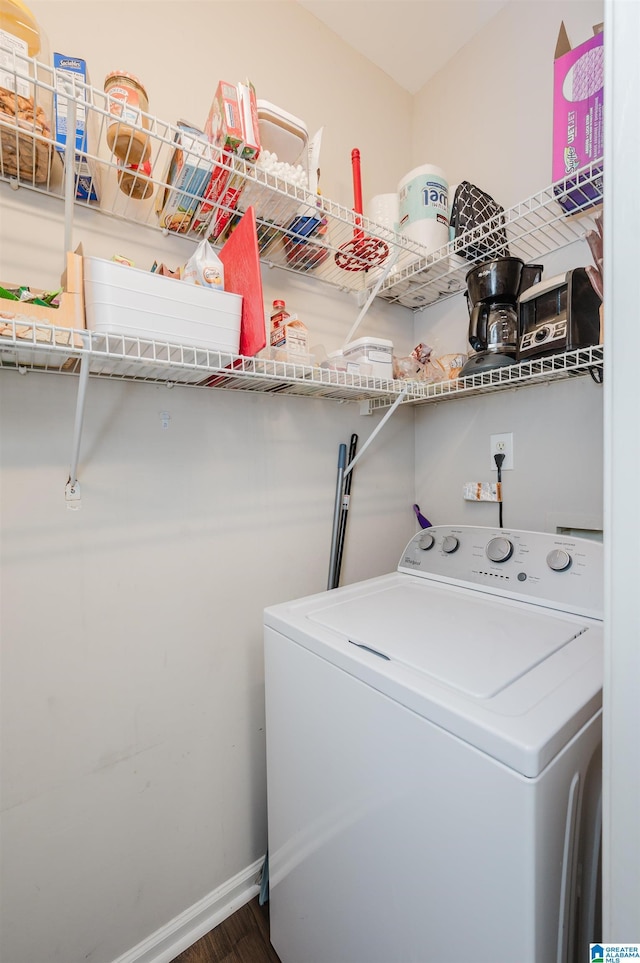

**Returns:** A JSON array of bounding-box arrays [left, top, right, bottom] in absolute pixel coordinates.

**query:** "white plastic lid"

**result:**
[[343, 337, 393, 351]]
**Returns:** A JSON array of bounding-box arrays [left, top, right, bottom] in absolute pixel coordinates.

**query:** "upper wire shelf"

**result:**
[[0, 54, 603, 311]]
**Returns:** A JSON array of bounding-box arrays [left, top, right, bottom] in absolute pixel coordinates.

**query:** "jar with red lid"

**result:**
[[103, 70, 150, 165], [117, 157, 154, 200]]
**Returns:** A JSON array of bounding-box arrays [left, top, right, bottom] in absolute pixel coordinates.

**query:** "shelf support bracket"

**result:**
[[345, 386, 408, 478], [343, 248, 400, 347], [65, 352, 90, 509]]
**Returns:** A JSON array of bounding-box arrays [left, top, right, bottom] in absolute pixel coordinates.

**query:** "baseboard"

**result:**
[[110, 856, 264, 963]]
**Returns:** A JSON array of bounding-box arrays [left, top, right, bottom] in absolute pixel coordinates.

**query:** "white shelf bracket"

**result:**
[[345, 386, 408, 477], [65, 352, 90, 509]]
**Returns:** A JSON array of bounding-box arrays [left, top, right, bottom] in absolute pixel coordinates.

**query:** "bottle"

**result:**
[[0, 0, 53, 182], [104, 70, 151, 165]]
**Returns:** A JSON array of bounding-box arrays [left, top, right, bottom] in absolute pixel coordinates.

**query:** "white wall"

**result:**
[[0, 2, 608, 962], [411, 0, 604, 535], [412, 0, 605, 209], [0, 4, 415, 963]]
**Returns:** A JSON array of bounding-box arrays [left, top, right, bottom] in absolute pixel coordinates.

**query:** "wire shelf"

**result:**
[[0, 54, 603, 311], [0, 319, 603, 410], [0, 318, 427, 405]]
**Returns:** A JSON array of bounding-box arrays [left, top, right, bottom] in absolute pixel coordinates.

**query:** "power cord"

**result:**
[[494, 452, 505, 528]]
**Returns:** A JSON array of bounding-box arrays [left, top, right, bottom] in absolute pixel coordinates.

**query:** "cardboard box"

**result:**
[[53, 52, 100, 202], [205, 81, 243, 154], [0, 249, 85, 349], [156, 121, 217, 233], [552, 23, 603, 214]]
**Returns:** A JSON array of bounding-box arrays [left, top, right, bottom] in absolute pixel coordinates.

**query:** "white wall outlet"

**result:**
[[490, 432, 514, 470]]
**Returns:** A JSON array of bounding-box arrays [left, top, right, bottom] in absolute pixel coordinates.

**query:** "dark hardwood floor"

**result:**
[[172, 896, 282, 963]]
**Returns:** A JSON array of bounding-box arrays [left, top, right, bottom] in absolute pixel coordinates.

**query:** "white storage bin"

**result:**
[[342, 337, 394, 379], [83, 257, 242, 353], [257, 100, 308, 166]]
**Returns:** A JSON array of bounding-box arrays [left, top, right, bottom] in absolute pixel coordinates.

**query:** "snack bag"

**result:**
[[182, 239, 224, 291]]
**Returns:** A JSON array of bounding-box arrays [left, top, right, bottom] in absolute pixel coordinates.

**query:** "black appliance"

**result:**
[[460, 258, 543, 376], [517, 267, 601, 361]]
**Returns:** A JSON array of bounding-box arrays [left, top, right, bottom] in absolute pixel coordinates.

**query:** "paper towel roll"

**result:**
[[398, 164, 449, 255]]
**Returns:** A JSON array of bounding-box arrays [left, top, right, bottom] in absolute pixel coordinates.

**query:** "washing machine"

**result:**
[[264, 525, 603, 963]]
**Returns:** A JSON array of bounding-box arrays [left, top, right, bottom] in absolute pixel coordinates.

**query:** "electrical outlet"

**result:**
[[490, 432, 514, 470]]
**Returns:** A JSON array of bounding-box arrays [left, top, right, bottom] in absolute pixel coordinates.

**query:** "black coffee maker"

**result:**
[[460, 258, 542, 376]]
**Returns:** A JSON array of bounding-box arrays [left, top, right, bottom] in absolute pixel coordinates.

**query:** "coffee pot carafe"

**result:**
[[460, 258, 542, 376]]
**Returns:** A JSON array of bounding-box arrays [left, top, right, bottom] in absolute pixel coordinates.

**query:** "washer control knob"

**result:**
[[418, 532, 435, 551], [442, 535, 459, 554], [486, 536, 514, 563], [547, 549, 572, 572]]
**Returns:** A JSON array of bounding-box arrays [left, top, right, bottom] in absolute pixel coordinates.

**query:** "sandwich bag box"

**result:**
[[552, 22, 603, 214], [83, 257, 242, 355], [53, 52, 100, 201]]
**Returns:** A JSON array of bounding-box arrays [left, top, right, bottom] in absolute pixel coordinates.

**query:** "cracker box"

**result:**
[[53, 52, 100, 201], [552, 23, 603, 214], [156, 121, 216, 233]]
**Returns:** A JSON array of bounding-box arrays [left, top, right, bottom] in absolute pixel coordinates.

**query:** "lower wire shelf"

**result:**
[[0, 320, 603, 409]]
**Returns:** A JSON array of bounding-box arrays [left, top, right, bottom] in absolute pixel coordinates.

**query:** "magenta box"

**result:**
[[552, 28, 603, 213]]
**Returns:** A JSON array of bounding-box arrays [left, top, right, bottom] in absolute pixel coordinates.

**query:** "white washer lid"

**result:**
[[308, 581, 584, 699], [265, 572, 603, 776]]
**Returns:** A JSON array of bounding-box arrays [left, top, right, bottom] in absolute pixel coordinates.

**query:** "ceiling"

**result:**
[[296, 0, 510, 94]]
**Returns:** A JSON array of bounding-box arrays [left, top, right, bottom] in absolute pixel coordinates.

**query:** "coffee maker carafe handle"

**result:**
[[469, 302, 488, 351]]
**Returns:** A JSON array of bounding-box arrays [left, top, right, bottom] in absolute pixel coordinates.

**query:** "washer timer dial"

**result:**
[[486, 536, 514, 563]]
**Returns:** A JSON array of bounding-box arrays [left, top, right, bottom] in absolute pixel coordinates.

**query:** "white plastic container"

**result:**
[[257, 99, 308, 165], [342, 337, 393, 380], [84, 257, 242, 353], [398, 163, 449, 255]]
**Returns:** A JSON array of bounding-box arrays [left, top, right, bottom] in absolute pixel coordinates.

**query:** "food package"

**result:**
[[182, 239, 224, 291], [155, 121, 216, 233], [205, 80, 243, 154], [52, 52, 100, 201]]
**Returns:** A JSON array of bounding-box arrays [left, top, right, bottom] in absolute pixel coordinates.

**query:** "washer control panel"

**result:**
[[398, 525, 603, 619]]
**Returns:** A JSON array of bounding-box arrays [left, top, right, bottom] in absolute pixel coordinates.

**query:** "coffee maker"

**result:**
[[460, 258, 542, 376]]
